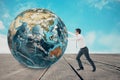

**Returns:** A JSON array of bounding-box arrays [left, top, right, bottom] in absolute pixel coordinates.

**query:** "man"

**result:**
[[75, 28, 96, 72]]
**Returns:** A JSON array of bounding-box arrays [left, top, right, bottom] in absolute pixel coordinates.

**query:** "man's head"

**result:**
[[75, 28, 81, 35]]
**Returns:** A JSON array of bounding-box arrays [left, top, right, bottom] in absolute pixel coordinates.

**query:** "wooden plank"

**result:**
[[40, 56, 80, 80], [64, 54, 120, 80], [0, 54, 47, 80], [90, 54, 120, 67], [0, 54, 120, 80]]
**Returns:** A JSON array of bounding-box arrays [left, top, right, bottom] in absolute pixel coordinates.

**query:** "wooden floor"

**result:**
[[0, 54, 120, 80]]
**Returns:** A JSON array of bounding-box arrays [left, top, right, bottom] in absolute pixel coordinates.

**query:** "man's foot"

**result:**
[[76, 67, 84, 71], [92, 68, 96, 72]]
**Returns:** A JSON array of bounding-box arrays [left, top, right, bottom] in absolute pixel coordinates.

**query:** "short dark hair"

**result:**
[[75, 28, 81, 34]]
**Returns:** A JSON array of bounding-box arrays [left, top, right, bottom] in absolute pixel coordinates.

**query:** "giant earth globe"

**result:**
[[8, 8, 68, 68]]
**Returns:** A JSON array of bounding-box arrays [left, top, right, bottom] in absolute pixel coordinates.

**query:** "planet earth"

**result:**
[[8, 8, 68, 68]]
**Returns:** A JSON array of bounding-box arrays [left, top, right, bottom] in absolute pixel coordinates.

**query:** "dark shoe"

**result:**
[[92, 68, 96, 72], [77, 67, 84, 71]]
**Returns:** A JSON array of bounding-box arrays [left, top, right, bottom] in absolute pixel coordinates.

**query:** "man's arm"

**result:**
[[68, 31, 76, 37], [67, 31, 77, 40]]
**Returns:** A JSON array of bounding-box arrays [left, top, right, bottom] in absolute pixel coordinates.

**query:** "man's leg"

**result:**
[[84, 47, 96, 72], [76, 49, 84, 70]]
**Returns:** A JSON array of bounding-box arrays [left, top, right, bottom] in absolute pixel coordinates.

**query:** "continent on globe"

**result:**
[[8, 8, 68, 68], [49, 47, 62, 58]]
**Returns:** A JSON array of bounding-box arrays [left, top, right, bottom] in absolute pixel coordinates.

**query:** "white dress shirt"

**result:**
[[76, 34, 86, 49], [68, 31, 86, 50]]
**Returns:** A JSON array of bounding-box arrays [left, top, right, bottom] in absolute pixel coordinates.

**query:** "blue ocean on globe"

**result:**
[[8, 8, 68, 68]]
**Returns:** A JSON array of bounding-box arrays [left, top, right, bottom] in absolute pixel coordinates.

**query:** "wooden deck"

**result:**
[[0, 54, 120, 80]]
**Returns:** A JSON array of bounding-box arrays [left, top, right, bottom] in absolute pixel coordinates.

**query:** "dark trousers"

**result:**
[[76, 47, 96, 69]]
